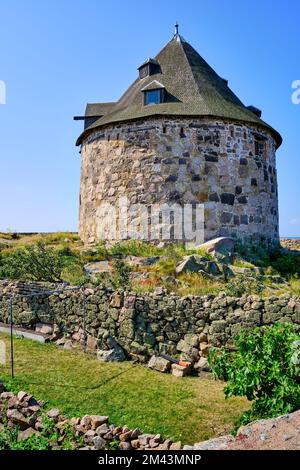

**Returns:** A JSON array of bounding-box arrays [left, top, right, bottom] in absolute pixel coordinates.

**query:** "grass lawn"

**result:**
[[0, 333, 248, 445]]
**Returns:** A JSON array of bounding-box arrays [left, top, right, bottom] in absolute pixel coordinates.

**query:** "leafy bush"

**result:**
[[107, 439, 120, 450], [225, 274, 264, 297], [209, 323, 300, 425], [0, 242, 85, 284], [0, 427, 50, 450], [235, 242, 300, 278], [108, 259, 132, 289], [0, 414, 82, 450], [270, 250, 300, 277], [163, 243, 189, 259], [150, 258, 177, 277], [61, 263, 89, 286], [234, 241, 270, 268], [82, 242, 110, 262]]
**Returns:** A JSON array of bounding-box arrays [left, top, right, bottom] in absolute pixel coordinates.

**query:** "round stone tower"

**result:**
[[76, 28, 282, 246]]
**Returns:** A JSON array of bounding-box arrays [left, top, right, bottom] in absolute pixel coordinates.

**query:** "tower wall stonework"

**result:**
[[79, 117, 279, 245]]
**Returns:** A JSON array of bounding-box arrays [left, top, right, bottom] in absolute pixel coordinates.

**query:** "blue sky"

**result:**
[[0, 0, 299, 236]]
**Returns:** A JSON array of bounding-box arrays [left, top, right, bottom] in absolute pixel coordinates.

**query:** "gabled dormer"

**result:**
[[138, 58, 161, 79], [141, 80, 165, 105]]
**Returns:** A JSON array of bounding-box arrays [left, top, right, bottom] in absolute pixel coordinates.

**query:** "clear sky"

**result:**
[[0, 0, 299, 236]]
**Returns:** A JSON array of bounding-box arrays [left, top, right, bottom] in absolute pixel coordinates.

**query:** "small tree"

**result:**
[[209, 323, 300, 425]]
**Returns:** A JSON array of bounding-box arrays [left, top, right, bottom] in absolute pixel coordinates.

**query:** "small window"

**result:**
[[139, 65, 149, 79], [144, 89, 163, 106], [138, 60, 161, 79], [254, 137, 266, 158]]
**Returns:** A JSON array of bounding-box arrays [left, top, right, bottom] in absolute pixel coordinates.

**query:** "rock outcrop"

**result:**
[[187, 411, 300, 450]]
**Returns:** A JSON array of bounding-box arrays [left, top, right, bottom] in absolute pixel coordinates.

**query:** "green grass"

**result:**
[[109, 240, 163, 258], [0, 232, 80, 248], [289, 276, 300, 296], [176, 273, 221, 296], [0, 333, 247, 444], [83, 240, 189, 263], [232, 257, 257, 269]]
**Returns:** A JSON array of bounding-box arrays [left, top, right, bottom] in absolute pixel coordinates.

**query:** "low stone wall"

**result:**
[[0, 280, 299, 362], [0, 389, 182, 450]]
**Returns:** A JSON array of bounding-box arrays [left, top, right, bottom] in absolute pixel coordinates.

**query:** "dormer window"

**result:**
[[144, 89, 164, 105], [141, 80, 165, 106], [139, 66, 148, 79], [138, 58, 161, 79], [247, 105, 262, 118]]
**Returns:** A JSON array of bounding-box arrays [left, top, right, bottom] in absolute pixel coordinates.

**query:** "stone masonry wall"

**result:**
[[79, 117, 279, 245], [0, 281, 298, 360]]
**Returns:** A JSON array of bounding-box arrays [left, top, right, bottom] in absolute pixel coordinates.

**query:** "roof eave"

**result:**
[[76, 113, 282, 148]]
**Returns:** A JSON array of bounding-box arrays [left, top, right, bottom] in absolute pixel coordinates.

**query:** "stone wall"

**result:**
[[79, 117, 279, 245], [0, 281, 298, 361]]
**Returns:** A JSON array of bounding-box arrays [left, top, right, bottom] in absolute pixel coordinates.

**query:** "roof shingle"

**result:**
[[76, 34, 282, 147]]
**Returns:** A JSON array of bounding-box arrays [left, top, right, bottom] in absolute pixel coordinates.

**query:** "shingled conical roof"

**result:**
[[76, 32, 282, 146]]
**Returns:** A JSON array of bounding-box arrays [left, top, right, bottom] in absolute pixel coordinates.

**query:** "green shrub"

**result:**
[[109, 240, 163, 258], [163, 243, 188, 259], [82, 242, 110, 262], [108, 259, 132, 289], [234, 242, 270, 267], [107, 440, 120, 450], [150, 258, 177, 276], [0, 242, 85, 284], [225, 274, 264, 297], [235, 242, 300, 278], [270, 251, 300, 277], [61, 263, 88, 286], [0, 414, 82, 450], [209, 323, 300, 425], [11, 432, 51, 450]]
